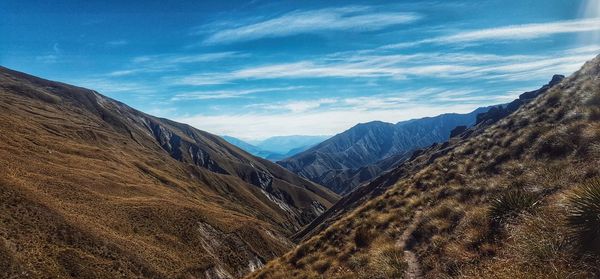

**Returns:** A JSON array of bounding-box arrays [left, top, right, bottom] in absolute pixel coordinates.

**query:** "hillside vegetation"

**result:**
[[248, 55, 600, 278], [0, 66, 338, 279]]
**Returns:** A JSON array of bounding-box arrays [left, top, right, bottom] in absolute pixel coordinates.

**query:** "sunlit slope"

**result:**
[[0, 66, 338, 279], [249, 55, 600, 278]]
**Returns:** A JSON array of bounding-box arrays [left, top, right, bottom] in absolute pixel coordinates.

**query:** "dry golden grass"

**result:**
[[0, 67, 339, 278], [247, 56, 600, 278]]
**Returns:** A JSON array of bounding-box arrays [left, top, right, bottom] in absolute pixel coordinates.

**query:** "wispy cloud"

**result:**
[[107, 51, 244, 77], [175, 103, 481, 140], [385, 18, 600, 48], [247, 98, 338, 113], [201, 6, 420, 45], [171, 86, 304, 100], [170, 47, 598, 84], [35, 54, 59, 64], [71, 78, 157, 95]]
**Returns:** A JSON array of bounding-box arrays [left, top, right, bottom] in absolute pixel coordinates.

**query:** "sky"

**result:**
[[1, 0, 600, 140]]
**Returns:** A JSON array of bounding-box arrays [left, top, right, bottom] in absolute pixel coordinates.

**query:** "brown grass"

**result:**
[[247, 56, 600, 278]]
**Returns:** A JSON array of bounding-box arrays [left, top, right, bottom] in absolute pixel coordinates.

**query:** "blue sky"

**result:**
[[2, 0, 600, 140]]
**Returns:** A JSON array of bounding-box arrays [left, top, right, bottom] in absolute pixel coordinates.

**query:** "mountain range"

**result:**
[[0, 66, 338, 278], [223, 135, 328, 161], [278, 107, 491, 195]]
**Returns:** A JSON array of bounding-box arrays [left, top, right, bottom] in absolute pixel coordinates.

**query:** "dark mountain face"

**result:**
[[0, 66, 338, 278], [278, 108, 489, 195]]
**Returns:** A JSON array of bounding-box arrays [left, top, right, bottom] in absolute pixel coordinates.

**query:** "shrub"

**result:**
[[535, 131, 575, 159], [545, 93, 561, 107], [291, 244, 309, 265], [566, 180, 600, 256], [312, 259, 331, 273], [489, 190, 540, 223], [354, 226, 375, 248], [586, 92, 600, 107]]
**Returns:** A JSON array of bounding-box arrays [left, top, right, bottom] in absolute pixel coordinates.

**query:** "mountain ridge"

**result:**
[[278, 107, 490, 194]]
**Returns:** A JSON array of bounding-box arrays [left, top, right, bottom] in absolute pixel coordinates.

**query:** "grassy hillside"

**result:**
[[248, 55, 600, 278], [0, 66, 338, 278]]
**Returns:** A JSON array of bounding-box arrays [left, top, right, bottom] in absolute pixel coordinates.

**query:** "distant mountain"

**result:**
[[278, 107, 490, 194], [221, 136, 263, 154], [0, 66, 339, 278], [253, 135, 330, 155], [223, 135, 329, 161]]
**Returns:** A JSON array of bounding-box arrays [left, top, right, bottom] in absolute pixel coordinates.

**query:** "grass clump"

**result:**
[[566, 180, 600, 256], [489, 190, 540, 223], [370, 245, 407, 278], [354, 226, 375, 248]]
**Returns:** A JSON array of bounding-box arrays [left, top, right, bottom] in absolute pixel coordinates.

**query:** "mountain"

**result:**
[[278, 107, 490, 195], [222, 136, 285, 160], [248, 56, 600, 278], [221, 136, 264, 155], [253, 135, 330, 156], [224, 135, 329, 162], [0, 66, 339, 278]]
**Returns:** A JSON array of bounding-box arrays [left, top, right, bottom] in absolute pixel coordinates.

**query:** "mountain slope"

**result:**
[[0, 66, 338, 279], [279, 108, 489, 194], [249, 55, 600, 278]]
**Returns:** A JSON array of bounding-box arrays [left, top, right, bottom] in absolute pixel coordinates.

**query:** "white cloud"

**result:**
[[170, 48, 598, 84], [171, 86, 304, 100], [107, 52, 243, 77], [71, 78, 157, 95], [385, 18, 600, 48], [248, 98, 338, 113], [202, 6, 420, 44], [133, 51, 243, 64], [35, 54, 58, 64], [173, 87, 517, 139], [175, 103, 481, 140]]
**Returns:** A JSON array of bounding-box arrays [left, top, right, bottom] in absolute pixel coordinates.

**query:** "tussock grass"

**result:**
[[566, 180, 600, 256], [488, 190, 540, 224]]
